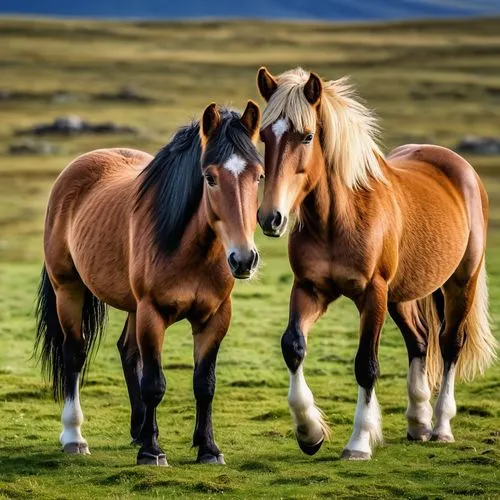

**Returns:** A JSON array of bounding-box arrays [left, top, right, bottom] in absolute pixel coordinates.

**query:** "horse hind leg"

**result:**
[[55, 279, 90, 455], [388, 301, 433, 441], [432, 241, 494, 442], [117, 313, 147, 445], [432, 274, 476, 442]]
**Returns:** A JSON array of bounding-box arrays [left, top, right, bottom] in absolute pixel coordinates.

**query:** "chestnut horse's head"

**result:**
[[256, 67, 323, 237], [200, 102, 263, 279], [256, 66, 384, 237]]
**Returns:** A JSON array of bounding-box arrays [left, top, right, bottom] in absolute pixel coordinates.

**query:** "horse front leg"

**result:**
[[117, 313, 147, 445], [136, 300, 168, 466], [191, 299, 230, 464], [342, 276, 387, 460], [282, 281, 331, 455]]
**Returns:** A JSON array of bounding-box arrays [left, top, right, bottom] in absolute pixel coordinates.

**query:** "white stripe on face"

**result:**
[[271, 118, 289, 144], [223, 154, 247, 176]]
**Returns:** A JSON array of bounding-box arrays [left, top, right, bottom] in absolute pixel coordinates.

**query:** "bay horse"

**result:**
[[256, 67, 496, 460], [35, 101, 263, 466]]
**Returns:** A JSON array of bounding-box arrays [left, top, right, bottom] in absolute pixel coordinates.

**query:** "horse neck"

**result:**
[[300, 151, 383, 236], [135, 181, 223, 264]]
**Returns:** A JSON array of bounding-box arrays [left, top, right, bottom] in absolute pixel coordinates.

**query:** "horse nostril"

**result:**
[[250, 249, 259, 269], [228, 252, 238, 271], [271, 210, 283, 230]]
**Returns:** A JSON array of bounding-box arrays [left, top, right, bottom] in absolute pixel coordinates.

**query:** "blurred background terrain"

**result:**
[[0, 12, 499, 499]]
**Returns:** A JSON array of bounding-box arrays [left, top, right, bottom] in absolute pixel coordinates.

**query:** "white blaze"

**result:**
[[223, 154, 246, 176], [271, 118, 289, 144]]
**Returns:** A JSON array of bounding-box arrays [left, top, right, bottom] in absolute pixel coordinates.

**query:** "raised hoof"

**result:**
[[341, 449, 371, 461], [297, 437, 324, 456], [137, 451, 168, 466], [197, 453, 225, 465], [407, 431, 431, 442], [431, 433, 455, 443], [62, 442, 90, 455]]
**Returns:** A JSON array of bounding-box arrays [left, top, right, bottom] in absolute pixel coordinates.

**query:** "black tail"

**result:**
[[34, 265, 108, 401]]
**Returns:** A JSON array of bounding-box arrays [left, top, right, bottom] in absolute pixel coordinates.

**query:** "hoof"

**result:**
[[431, 433, 454, 443], [407, 431, 431, 442], [341, 449, 371, 461], [297, 436, 324, 456], [137, 451, 168, 466], [197, 453, 225, 465], [62, 442, 90, 455]]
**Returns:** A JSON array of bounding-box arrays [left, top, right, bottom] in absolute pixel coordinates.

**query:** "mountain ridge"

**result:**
[[2, 0, 500, 21]]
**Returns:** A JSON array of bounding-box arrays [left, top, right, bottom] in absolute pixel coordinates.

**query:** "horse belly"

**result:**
[[388, 203, 469, 302], [69, 194, 136, 312]]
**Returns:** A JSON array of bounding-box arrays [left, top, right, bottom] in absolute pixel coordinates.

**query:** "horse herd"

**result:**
[[35, 67, 496, 466]]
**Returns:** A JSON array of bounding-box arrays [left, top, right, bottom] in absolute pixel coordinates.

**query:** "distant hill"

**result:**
[[2, 0, 500, 21]]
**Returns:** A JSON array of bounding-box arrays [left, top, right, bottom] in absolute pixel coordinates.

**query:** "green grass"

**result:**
[[0, 15, 499, 499]]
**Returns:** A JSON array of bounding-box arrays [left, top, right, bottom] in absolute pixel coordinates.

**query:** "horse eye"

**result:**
[[205, 174, 217, 187], [302, 133, 314, 144]]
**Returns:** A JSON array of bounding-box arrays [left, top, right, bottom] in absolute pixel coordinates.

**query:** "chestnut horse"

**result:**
[[35, 102, 263, 466], [257, 67, 496, 460]]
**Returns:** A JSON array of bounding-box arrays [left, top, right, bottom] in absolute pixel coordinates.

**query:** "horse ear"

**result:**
[[257, 66, 278, 102], [304, 72, 322, 105], [240, 100, 261, 143], [200, 102, 221, 145]]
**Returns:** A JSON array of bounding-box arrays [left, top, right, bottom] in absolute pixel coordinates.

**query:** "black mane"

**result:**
[[136, 107, 261, 256]]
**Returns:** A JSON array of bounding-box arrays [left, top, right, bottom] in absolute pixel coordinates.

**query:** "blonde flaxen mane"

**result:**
[[261, 67, 386, 190]]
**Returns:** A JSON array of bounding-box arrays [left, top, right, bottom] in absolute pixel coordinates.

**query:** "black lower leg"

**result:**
[[281, 318, 306, 373], [389, 302, 427, 362], [137, 360, 166, 464], [440, 329, 465, 367], [193, 346, 221, 461], [354, 338, 378, 400], [62, 338, 86, 400], [117, 320, 146, 443]]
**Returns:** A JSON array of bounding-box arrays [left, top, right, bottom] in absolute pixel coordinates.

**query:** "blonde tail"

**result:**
[[419, 260, 496, 392]]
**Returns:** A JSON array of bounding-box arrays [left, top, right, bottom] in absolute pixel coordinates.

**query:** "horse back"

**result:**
[[387, 144, 487, 214]]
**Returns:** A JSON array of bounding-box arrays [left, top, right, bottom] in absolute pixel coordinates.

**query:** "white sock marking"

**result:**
[[271, 118, 289, 144], [344, 386, 382, 456], [223, 154, 246, 176], [288, 365, 326, 444], [406, 357, 433, 439], [434, 363, 456, 439], [60, 375, 87, 447]]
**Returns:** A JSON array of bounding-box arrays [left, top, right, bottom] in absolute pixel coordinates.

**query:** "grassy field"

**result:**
[[0, 16, 499, 499]]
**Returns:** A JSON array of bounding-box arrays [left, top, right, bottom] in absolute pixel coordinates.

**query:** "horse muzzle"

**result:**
[[227, 247, 259, 279], [258, 208, 288, 238]]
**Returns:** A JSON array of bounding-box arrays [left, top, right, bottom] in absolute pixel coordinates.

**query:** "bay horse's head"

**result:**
[[200, 102, 263, 279]]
